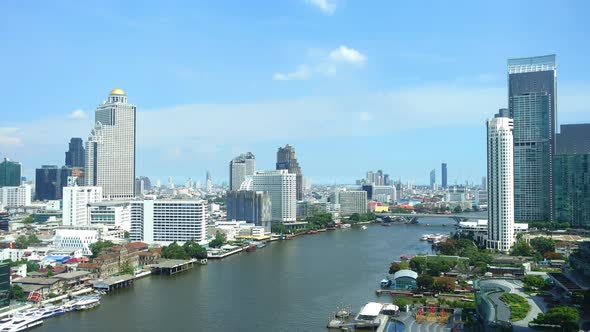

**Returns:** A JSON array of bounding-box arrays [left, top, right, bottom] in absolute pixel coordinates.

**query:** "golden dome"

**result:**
[[109, 87, 126, 95]]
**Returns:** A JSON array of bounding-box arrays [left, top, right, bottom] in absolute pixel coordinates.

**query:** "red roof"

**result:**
[[126, 242, 149, 250]]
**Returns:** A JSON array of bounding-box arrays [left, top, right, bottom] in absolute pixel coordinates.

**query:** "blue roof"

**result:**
[[393, 269, 418, 280], [43, 255, 70, 263]]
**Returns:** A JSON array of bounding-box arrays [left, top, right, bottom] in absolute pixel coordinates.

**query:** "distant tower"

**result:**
[[429, 169, 436, 189], [206, 171, 212, 192], [441, 163, 447, 188], [276, 145, 303, 201], [65, 138, 85, 168], [168, 176, 174, 189], [0, 158, 21, 187], [229, 152, 256, 191], [85, 88, 136, 199], [486, 110, 514, 253]]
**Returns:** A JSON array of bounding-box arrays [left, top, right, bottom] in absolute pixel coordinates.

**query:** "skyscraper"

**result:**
[[338, 191, 368, 216], [252, 170, 296, 222], [276, 145, 303, 201], [486, 111, 514, 253], [0, 158, 21, 187], [62, 186, 102, 226], [85, 88, 136, 199], [226, 191, 272, 226], [229, 152, 256, 191], [65, 137, 85, 168], [429, 169, 436, 189], [441, 163, 447, 188], [35, 165, 71, 200], [206, 171, 212, 192], [508, 55, 556, 222]]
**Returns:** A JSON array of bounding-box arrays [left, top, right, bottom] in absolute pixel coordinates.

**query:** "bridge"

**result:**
[[375, 212, 487, 223]]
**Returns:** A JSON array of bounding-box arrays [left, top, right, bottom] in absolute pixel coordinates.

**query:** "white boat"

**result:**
[[62, 300, 77, 312], [361, 226, 367, 230], [75, 298, 100, 310], [37, 306, 65, 319], [420, 234, 432, 241], [1, 317, 43, 332], [0, 318, 14, 330]]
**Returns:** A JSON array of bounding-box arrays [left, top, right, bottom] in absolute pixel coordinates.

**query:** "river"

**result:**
[[40, 219, 455, 331]]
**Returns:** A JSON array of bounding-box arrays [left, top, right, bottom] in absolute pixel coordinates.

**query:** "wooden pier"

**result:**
[[151, 259, 195, 275], [375, 289, 414, 296]]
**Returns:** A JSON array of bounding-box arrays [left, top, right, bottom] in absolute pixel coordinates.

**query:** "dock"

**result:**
[[151, 259, 195, 275], [375, 289, 414, 296], [92, 274, 135, 292], [207, 246, 244, 259]]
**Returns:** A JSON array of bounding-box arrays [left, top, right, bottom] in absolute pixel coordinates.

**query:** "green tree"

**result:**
[[432, 277, 456, 292], [389, 262, 401, 275], [306, 212, 332, 227], [532, 306, 579, 331], [208, 231, 226, 248], [453, 206, 463, 213], [161, 242, 188, 259], [22, 215, 34, 224], [530, 237, 555, 256], [417, 274, 434, 290], [183, 240, 207, 259], [10, 285, 26, 301], [410, 257, 427, 275], [522, 275, 546, 290], [271, 223, 287, 234], [124, 231, 130, 239], [89, 240, 116, 258], [393, 296, 410, 307], [26, 260, 39, 273], [511, 240, 533, 256], [119, 259, 134, 275], [14, 235, 29, 249], [436, 240, 458, 255]]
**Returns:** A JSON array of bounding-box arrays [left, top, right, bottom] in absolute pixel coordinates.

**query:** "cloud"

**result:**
[[274, 46, 366, 80], [0, 127, 22, 147], [305, 0, 337, 14], [329, 46, 367, 65], [273, 65, 311, 81], [68, 109, 87, 119]]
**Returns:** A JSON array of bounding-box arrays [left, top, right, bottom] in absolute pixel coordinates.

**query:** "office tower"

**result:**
[[383, 174, 390, 186], [0, 212, 8, 231], [486, 111, 514, 253], [339, 191, 368, 216], [0, 158, 21, 187], [88, 201, 131, 231], [62, 186, 102, 226], [554, 124, 590, 227], [373, 185, 397, 203], [0, 263, 9, 308], [85, 88, 136, 199], [361, 184, 374, 200], [226, 191, 272, 226], [168, 176, 174, 189], [508, 55, 556, 222], [229, 152, 256, 191], [252, 170, 296, 222], [0, 185, 32, 209], [65, 137, 85, 168], [366, 171, 375, 184], [156, 179, 162, 188], [206, 171, 212, 192], [35, 166, 72, 200], [376, 170, 384, 185], [430, 169, 436, 189], [135, 176, 151, 196], [276, 145, 304, 201], [441, 163, 447, 188], [130, 199, 208, 245], [481, 176, 487, 190]]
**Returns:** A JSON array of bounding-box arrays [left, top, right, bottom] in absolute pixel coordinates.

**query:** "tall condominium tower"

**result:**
[[486, 111, 515, 253], [0, 158, 21, 187], [229, 152, 255, 191], [429, 169, 436, 189], [252, 170, 296, 222], [508, 55, 557, 222], [276, 145, 303, 201], [65, 137, 85, 168], [85, 88, 136, 199], [441, 163, 447, 188]]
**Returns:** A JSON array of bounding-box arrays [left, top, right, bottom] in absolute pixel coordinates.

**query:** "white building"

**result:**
[[486, 113, 515, 253], [339, 190, 368, 216], [252, 170, 296, 222], [373, 185, 397, 203], [88, 201, 131, 231], [85, 88, 136, 199], [53, 229, 99, 256], [0, 248, 26, 262], [62, 186, 102, 226], [0, 184, 32, 209], [229, 153, 256, 191], [130, 199, 208, 245]]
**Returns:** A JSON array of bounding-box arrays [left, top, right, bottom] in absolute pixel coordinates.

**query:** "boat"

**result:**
[[380, 277, 392, 288], [37, 306, 64, 319], [1, 317, 43, 332], [361, 226, 367, 230], [75, 297, 100, 310], [340, 224, 351, 229], [62, 300, 78, 312], [255, 242, 266, 249], [381, 223, 391, 227], [245, 243, 257, 252], [420, 234, 432, 241]]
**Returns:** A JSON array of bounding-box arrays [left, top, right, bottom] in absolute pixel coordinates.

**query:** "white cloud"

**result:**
[[0, 127, 22, 147], [329, 46, 367, 65], [273, 65, 311, 81], [305, 0, 337, 15], [68, 109, 87, 119]]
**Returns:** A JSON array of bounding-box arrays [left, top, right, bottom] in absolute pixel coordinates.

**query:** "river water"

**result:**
[[41, 219, 454, 331]]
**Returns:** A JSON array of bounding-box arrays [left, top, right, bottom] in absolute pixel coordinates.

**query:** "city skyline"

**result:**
[[2, 1, 590, 184]]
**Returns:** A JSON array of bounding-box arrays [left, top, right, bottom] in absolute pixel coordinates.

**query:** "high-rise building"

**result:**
[[135, 176, 151, 196], [226, 191, 272, 226], [35, 166, 72, 200], [0, 184, 31, 209], [383, 174, 390, 186], [366, 171, 375, 184], [0, 263, 9, 308], [430, 169, 436, 189], [373, 185, 397, 203], [130, 199, 208, 245], [62, 186, 102, 226], [85, 88, 136, 199], [441, 163, 447, 188], [252, 170, 296, 222], [229, 152, 256, 191], [486, 112, 515, 253], [481, 176, 487, 190], [508, 55, 557, 222], [276, 145, 304, 201], [0, 158, 21, 187], [339, 191, 368, 216], [554, 124, 590, 227], [206, 171, 212, 192], [65, 137, 85, 168], [88, 201, 132, 231]]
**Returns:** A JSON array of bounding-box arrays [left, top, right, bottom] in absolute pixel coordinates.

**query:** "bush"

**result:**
[[500, 293, 530, 321], [532, 306, 579, 331]]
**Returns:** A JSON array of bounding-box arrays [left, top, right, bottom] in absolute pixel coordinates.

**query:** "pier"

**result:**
[[151, 259, 195, 275], [375, 289, 414, 296], [92, 274, 135, 292]]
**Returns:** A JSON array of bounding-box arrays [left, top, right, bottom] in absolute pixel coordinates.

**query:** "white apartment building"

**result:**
[[486, 113, 515, 253], [85, 88, 136, 199], [339, 190, 368, 216], [252, 170, 296, 222], [373, 185, 397, 203], [53, 229, 99, 256], [0, 248, 26, 262], [130, 199, 208, 245], [88, 201, 131, 231], [62, 186, 102, 226], [0, 184, 32, 209]]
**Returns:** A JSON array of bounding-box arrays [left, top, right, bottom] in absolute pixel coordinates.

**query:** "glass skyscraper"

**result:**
[[441, 163, 447, 188], [0, 158, 21, 187], [508, 55, 556, 222]]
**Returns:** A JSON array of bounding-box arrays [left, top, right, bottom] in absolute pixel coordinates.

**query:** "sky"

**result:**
[[1, 0, 589, 185]]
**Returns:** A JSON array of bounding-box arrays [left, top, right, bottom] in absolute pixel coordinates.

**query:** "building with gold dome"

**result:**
[[85, 88, 136, 199]]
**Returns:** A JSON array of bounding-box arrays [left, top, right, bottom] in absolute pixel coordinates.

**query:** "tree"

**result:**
[[124, 231, 130, 239], [523, 275, 546, 290], [14, 236, 28, 249], [530, 237, 555, 256], [453, 206, 463, 214], [543, 252, 564, 260], [271, 223, 287, 234], [436, 240, 458, 255], [306, 212, 332, 227], [22, 215, 34, 224], [208, 231, 226, 248], [417, 274, 434, 290], [47, 265, 54, 277], [10, 285, 26, 301], [389, 262, 401, 275], [511, 241, 533, 256], [119, 259, 134, 275], [409, 257, 427, 275], [161, 242, 188, 259], [26, 261, 39, 273], [432, 277, 456, 292], [532, 306, 579, 331], [183, 240, 207, 259], [393, 296, 410, 308], [89, 240, 116, 258]]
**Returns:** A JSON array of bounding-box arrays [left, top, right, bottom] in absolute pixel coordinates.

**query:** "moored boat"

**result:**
[[380, 277, 392, 288], [75, 298, 100, 311], [245, 244, 257, 252], [1, 317, 43, 332]]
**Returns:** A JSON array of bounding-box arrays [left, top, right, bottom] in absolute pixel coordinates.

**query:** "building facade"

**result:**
[[85, 88, 136, 199], [252, 170, 296, 222], [0, 184, 31, 209], [486, 112, 515, 253], [53, 229, 99, 256], [276, 145, 304, 201], [226, 191, 271, 226], [339, 191, 368, 216], [88, 201, 132, 231], [62, 186, 103, 226], [508, 55, 557, 222], [441, 163, 447, 188], [0, 158, 21, 187], [229, 152, 256, 191], [130, 199, 208, 245], [35, 166, 72, 201], [430, 169, 436, 189], [65, 137, 85, 168]]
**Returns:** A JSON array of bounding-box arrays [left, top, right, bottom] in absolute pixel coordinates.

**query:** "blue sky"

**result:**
[[1, 0, 589, 185]]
